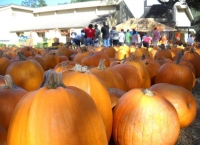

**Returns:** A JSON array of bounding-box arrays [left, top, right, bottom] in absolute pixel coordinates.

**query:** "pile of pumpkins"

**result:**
[[0, 43, 199, 145]]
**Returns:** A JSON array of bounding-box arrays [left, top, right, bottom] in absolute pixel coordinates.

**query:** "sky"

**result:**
[[0, 0, 71, 6]]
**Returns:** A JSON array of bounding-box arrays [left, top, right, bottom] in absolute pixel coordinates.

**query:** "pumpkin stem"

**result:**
[[0, 51, 3, 58], [40, 69, 65, 89], [97, 59, 106, 70], [176, 52, 182, 64], [142, 89, 154, 96], [18, 52, 27, 61], [70, 64, 90, 73], [160, 44, 165, 50], [1, 75, 16, 90]]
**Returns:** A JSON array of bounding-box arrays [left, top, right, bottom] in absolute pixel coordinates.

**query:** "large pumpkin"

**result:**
[[62, 64, 113, 140], [113, 89, 180, 145], [6, 52, 44, 91], [150, 83, 197, 128], [7, 71, 107, 145]]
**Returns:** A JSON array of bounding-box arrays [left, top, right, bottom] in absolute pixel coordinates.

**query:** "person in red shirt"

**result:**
[[84, 24, 96, 46]]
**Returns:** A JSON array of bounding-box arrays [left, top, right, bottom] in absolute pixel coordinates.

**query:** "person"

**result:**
[[94, 24, 100, 47], [84, 24, 95, 46], [125, 29, 131, 46], [118, 29, 125, 46], [80, 29, 86, 45], [152, 27, 161, 46], [101, 22, 110, 47], [142, 32, 147, 41], [111, 26, 119, 46], [72, 30, 85, 46], [131, 29, 138, 45], [174, 31, 181, 44], [187, 34, 195, 46], [143, 35, 151, 48], [161, 34, 167, 46], [70, 29, 77, 44]]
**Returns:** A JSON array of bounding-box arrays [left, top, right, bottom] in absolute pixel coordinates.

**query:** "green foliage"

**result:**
[[21, 0, 47, 7], [187, 0, 200, 11]]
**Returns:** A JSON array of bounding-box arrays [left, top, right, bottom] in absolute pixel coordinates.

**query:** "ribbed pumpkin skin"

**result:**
[[6, 59, 44, 91], [155, 62, 195, 91], [62, 71, 112, 140], [113, 89, 180, 145], [150, 83, 197, 128], [7, 86, 107, 145]]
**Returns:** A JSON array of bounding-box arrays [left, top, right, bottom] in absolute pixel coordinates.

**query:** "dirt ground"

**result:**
[[176, 78, 200, 145]]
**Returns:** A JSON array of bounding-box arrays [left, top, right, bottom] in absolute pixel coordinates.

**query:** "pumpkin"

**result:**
[[43, 52, 60, 70], [56, 47, 72, 58], [154, 45, 172, 60], [53, 60, 76, 73], [0, 75, 27, 130], [81, 51, 110, 67], [7, 71, 107, 145], [6, 52, 44, 91], [0, 51, 10, 75], [73, 46, 94, 64], [62, 64, 112, 140], [124, 55, 151, 88], [155, 53, 196, 91], [103, 47, 116, 58], [113, 89, 180, 145], [90, 59, 127, 91], [21, 46, 37, 57], [150, 83, 197, 128], [182, 48, 200, 78], [112, 64, 143, 91], [28, 52, 45, 70]]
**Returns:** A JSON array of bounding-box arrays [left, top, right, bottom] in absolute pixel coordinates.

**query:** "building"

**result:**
[[0, 0, 194, 46]]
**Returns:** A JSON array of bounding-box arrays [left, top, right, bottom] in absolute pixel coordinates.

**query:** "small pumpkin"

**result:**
[[0, 51, 10, 75]]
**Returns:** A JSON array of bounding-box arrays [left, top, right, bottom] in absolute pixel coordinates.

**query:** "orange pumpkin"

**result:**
[[154, 45, 172, 60], [6, 52, 44, 91], [0, 75, 27, 130], [108, 88, 126, 108], [7, 71, 107, 145], [150, 83, 197, 128], [113, 89, 180, 145], [112, 64, 143, 91], [53, 60, 76, 73], [81, 51, 110, 67], [43, 53, 60, 70], [62, 64, 112, 140], [0, 51, 10, 75], [155, 53, 195, 91], [90, 59, 127, 91]]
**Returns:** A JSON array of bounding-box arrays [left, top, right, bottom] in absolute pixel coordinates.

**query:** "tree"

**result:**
[[21, 0, 47, 7], [186, 0, 200, 11], [58, 2, 69, 5]]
